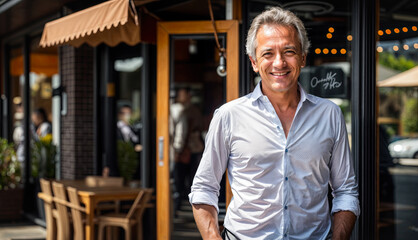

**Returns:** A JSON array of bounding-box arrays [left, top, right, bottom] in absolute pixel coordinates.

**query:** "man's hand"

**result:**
[[332, 210, 356, 240], [192, 204, 222, 240]]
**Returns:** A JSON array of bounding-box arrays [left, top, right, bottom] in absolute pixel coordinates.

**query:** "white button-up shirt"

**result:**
[[189, 82, 360, 240]]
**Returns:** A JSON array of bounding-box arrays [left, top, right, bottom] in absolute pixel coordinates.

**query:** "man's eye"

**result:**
[[285, 51, 296, 55], [262, 52, 272, 57]]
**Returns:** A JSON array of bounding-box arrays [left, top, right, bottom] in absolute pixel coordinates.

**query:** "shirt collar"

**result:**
[[250, 81, 318, 104]]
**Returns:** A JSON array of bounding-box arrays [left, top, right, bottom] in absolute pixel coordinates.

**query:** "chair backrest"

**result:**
[[52, 181, 71, 240], [126, 188, 153, 220], [67, 187, 84, 240], [40, 178, 53, 197]]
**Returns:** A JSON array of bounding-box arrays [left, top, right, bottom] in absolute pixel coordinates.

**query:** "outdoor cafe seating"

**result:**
[[37, 177, 154, 240]]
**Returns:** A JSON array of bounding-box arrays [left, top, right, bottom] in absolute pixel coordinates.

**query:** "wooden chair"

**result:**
[[52, 181, 71, 240], [97, 188, 153, 240], [67, 186, 86, 240], [39, 179, 58, 240]]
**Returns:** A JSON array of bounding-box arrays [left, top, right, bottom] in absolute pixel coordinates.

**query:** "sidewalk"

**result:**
[[0, 221, 46, 240]]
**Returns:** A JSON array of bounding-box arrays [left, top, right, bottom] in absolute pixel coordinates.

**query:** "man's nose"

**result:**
[[273, 53, 286, 68]]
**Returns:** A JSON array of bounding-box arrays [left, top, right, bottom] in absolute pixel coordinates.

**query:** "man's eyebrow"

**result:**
[[284, 45, 297, 50]]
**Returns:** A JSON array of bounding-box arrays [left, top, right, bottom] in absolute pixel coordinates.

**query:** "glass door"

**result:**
[[156, 20, 239, 240]]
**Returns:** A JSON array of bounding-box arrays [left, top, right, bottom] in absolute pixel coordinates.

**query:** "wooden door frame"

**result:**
[[156, 20, 239, 240]]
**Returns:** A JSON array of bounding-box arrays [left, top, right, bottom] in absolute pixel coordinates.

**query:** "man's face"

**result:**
[[250, 24, 306, 95], [119, 107, 132, 123]]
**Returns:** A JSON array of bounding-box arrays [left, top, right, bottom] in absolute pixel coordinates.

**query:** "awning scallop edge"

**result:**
[[40, 0, 141, 48]]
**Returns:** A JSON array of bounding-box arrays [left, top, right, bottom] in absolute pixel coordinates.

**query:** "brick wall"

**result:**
[[60, 44, 94, 179]]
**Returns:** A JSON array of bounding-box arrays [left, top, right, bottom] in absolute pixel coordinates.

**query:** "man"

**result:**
[[189, 7, 359, 240], [117, 105, 140, 145], [171, 87, 205, 215]]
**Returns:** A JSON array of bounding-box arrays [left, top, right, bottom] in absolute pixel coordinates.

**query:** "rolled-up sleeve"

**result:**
[[189, 108, 230, 213], [330, 108, 360, 217]]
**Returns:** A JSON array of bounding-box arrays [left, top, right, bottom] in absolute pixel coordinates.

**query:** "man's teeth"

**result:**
[[272, 72, 287, 76]]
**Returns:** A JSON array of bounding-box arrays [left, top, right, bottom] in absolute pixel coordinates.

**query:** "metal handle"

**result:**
[[158, 137, 164, 166]]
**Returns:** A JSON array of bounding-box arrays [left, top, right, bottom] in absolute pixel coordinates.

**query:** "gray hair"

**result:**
[[246, 7, 310, 59]]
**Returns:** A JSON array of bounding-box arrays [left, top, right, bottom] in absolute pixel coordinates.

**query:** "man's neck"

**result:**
[[262, 85, 300, 113]]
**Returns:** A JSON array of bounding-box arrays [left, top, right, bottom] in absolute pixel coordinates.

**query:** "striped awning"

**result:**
[[40, 0, 142, 48]]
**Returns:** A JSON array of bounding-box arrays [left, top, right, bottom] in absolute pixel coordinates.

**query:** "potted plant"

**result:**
[[0, 138, 23, 221], [31, 134, 56, 179], [31, 133, 56, 220], [117, 140, 139, 186]]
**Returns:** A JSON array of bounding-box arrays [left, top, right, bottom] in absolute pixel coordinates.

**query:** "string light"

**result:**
[[347, 35, 353, 41], [328, 27, 334, 33], [403, 44, 409, 50], [326, 33, 333, 39], [340, 49, 347, 54], [394, 28, 400, 33], [315, 48, 321, 54], [377, 46, 383, 52], [323, 48, 329, 54], [412, 26, 417, 31], [393, 45, 399, 51], [331, 49, 337, 54], [385, 29, 392, 35], [378, 30, 384, 36], [402, 27, 408, 32], [414, 43, 418, 49]]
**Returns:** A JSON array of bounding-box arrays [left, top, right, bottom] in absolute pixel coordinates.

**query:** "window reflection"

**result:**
[[377, 2, 418, 238]]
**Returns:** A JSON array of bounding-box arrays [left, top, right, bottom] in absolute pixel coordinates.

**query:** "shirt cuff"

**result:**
[[332, 195, 360, 217], [189, 190, 219, 213]]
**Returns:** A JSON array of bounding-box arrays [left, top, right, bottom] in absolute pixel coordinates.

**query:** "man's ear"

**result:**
[[249, 56, 259, 72]]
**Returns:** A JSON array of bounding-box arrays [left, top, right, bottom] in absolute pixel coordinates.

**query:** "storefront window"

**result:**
[[29, 36, 59, 180], [377, 2, 418, 239], [9, 45, 25, 179], [114, 50, 143, 183]]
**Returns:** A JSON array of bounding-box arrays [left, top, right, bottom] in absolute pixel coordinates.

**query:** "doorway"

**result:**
[[156, 20, 239, 240]]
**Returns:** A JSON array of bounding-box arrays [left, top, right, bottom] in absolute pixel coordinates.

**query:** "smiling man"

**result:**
[[189, 7, 360, 240]]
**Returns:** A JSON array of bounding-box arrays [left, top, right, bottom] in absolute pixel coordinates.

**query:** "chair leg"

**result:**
[[98, 224, 105, 240], [137, 221, 143, 240], [106, 226, 112, 240], [124, 225, 131, 240]]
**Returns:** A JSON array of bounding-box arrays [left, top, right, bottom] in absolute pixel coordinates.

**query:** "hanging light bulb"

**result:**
[[217, 52, 227, 77]]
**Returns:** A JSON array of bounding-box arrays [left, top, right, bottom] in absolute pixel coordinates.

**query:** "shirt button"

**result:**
[[284, 205, 288, 210], [284, 233, 287, 237], [285, 148, 288, 153], [285, 177, 288, 181]]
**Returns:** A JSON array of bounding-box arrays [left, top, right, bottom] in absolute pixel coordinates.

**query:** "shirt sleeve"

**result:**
[[188, 108, 230, 213], [329, 108, 361, 217]]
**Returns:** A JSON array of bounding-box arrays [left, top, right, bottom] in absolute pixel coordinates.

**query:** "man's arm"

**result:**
[[332, 210, 357, 240], [192, 204, 222, 240]]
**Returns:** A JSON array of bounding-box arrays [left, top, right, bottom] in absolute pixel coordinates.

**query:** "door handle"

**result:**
[[158, 136, 164, 166]]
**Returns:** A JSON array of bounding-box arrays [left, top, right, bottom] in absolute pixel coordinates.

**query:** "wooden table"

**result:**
[[59, 180, 143, 240]]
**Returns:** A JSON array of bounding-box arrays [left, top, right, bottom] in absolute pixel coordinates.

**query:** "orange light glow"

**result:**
[[315, 48, 321, 54], [340, 49, 347, 54], [331, 49, 337, 54], [412, 26, 417, 31], [326, 33, 333, 39], [328, 27, 334, 33], [347, 35, 353, 41], [414, 43, 418, 49], [403, 45, 409, 50], [393, 45, 399, 51], [377, 46, 383, 53], [403, 27, 408, 32], [323, 48, 329, 54], [385, 29, 392, 35], [378, 30, 384, 36], [394, 28, 400, 33]]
